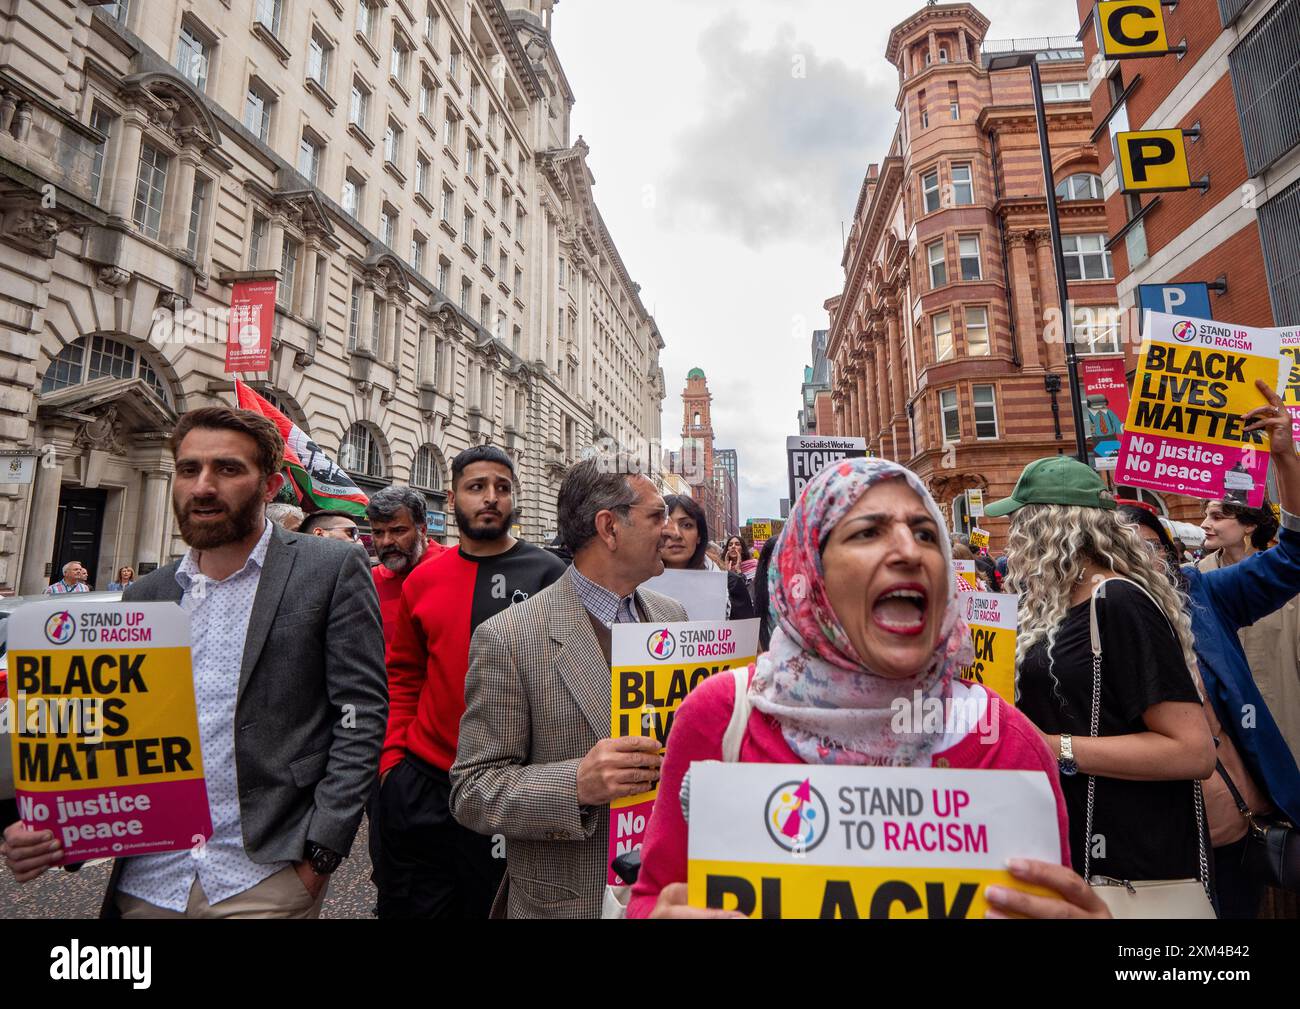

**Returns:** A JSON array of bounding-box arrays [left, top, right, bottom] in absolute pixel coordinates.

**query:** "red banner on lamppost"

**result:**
[[224, 280, 277, 373]]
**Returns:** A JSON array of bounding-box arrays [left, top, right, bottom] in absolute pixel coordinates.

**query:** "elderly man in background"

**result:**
[[367, 485, 442, 637], [450, 456, 686, 918], [265, 502, 304, 532], [44, 561, 90, 594]]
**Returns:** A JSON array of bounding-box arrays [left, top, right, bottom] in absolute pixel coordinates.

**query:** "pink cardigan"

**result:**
[[626, 670, 1072, 918]]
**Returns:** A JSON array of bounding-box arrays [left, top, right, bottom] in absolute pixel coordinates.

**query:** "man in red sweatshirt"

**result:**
[[370, 445, 566, 917], [366, 485, 443, 636]]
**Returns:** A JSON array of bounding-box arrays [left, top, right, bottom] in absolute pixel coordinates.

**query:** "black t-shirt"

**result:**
[[1018, 580, 1203, 882]]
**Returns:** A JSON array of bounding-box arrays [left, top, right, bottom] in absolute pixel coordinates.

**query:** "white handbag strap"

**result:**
[[721, 666, 751, 763], [1082, 577, 1210, 897]]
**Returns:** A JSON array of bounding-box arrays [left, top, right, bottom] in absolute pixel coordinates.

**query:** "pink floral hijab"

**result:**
[[749, 457, 973, 765]]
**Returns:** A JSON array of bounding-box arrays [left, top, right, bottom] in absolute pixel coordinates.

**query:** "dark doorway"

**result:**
[[52, 488, 107, 589]]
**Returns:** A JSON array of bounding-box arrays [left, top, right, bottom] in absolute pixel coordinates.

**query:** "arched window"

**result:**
[[41, 336, 171, 404], [411, 444, 444, 491], [339, 423, 383, 477], [1055, 173, 1103, 201]]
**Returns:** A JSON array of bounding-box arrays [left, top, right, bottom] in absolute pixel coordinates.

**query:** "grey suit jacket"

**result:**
[[97, 524, 387, 916], [449, 566, 688, 919]]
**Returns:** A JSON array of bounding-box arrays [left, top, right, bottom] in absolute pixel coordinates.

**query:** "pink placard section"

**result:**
[[608, 796, 655, 886], [1115, 431, 1265, 507], [18, 778, 212, 864]]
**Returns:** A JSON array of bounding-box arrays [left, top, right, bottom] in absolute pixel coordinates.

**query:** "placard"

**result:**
[[642, 569, 728, 622], [751, 521, 773, 541], [968, 528, 989, 551], [686, 764, 1060, 918], [1080, 357, 1130, 465], [607, 618, 760, 884], [966, 490, 984, 518], [1280, 327, 1300, 446], [786, 436, 868, 504], [6, 601, 211, 863], [1115, 312, 1284, 508], [958, 591, 1018, 704], [952, 559, 977, 588]]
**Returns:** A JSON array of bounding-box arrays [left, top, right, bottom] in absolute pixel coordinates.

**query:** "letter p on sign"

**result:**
[[1097, 0, 1170, 58], [1116, 129, 1192, 193]]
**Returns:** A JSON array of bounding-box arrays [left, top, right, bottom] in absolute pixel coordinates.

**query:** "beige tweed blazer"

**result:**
[[450, 566, 687, 919]]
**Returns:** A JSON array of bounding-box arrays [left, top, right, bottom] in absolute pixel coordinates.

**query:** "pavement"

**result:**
[[0, 818, 378, 919]]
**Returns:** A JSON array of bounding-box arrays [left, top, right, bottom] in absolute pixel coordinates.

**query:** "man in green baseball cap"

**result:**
[[984, 455, 1116, 517]]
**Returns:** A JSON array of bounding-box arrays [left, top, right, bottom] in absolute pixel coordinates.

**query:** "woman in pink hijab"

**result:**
[[628, 457, 1108, 919]]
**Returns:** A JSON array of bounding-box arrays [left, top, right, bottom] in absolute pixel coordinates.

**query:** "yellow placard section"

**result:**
[[751, 521, 772, 541], [959, 625, 1016, 703], [1098, 0, 1170, 57], [9, 646, 205, 792], [1116, 129, 1191, 192], [969, 528, 989, 550], [1127, 343, 1276, 448], [687, 861, 1049, 919]]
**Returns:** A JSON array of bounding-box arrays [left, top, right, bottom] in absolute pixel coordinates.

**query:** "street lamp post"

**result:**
[[988, 51, 1090, 464]]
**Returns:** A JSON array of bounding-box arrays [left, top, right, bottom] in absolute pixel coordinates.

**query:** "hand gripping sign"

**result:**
[[6, 601, 211, 862], [607, 618, 760, 884], [687, 764, 1060, 918], [1116, 311, 1287, 508]]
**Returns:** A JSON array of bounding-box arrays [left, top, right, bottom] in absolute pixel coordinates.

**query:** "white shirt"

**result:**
[[117, 521, 289, 910]]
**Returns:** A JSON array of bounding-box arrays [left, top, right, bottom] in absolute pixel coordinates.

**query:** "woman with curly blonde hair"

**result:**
[[986, 456, 1215, 888]]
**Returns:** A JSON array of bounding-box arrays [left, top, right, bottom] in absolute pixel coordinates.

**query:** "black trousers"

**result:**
[[1213, 838, 1264, 919], [368, 754, 505, 919]]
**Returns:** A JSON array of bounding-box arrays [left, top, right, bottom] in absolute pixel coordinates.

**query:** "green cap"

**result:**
[[984, 456, 1116, 517]]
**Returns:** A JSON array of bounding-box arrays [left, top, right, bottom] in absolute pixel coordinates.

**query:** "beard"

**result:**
[[455, 502, 514, 542], [175, 484, 265, 549], [379, 538, 424, 573]]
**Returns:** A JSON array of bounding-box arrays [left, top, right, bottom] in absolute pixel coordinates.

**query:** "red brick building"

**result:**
[[1075, 0, 1300, 522], [825, 3, 1121, 549]]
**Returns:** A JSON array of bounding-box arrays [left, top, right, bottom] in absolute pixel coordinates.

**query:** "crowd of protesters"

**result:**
[[3, 389, 1298, 920]]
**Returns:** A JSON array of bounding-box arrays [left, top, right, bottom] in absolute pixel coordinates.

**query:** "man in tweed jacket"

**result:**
[[451, 459, 687, 918]]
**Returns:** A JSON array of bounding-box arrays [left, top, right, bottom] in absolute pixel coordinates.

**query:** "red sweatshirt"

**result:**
[[372, 542, 444, 638], [382, 540, 566, 775]]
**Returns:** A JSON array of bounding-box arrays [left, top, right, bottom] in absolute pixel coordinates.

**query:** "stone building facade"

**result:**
[[0, 0, 665, 594], [824, 3, 1120, 548]]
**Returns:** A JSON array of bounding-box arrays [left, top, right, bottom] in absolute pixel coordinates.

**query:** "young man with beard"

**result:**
[[2, 407, 386, 917], [372, 445, 565, 917], [366, 485, 444, 636]]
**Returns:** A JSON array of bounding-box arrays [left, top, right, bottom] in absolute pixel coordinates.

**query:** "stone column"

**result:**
[[135, 470, 172, 571], [300, 241, 320, 324], [1034, 231, 1065, 369], [887, 306, 906, 420], [18, 447, 64, 594], [856, 363, 870, 441], [164, 143, 201, 253], [928, 31, 938, 63], [846, 380, 859, 437], [360, 283, 377, 354], [389, 295, 406, 369], [865, 347, 881, 443], [267, 212, 287, 274], [1007, 233, 1042, 369], [106, 106, 147, 223]]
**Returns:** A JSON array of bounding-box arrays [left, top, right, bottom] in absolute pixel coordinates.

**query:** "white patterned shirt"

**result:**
[[117, 520, 289, 910]]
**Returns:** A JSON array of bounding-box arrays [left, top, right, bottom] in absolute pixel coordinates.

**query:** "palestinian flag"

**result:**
[[235, 379, 369, 517]]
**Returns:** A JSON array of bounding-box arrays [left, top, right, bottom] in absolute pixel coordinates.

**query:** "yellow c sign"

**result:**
[[1116, 129, 1192, 192], [1097, 0, 1170, 58]]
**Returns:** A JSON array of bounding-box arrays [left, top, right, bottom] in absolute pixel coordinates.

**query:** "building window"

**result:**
[[919, 89, 929, 129], [1041, 80, 1088, 102], [504, 133, 513, 163], [308, 31, 332, 89], [513, 265, 522, 292], [436, 256, 450, 292], [922, 170, 940, 213], [460, 276, 471, 312], [411, 233, 426, 273], [342, 171, 363, 219], [370, 295, 384, 356], [1074, 306, 1122, 354], [1056, 173, 1103, 201], [391, 37, 411, 87], [933, 310, 954, 362], [350, 80, 370, 133], [89, 106, 115, 203], [1260, 175, 1300, 324], [255, 0, 282, 37], [413, 444, 443, 491], [958, 235, 981, 281], [419, 75, 435, 118], [175, 23, 211, 92], [949, 81, 959, 121], [244, 81, 273, 142], [380, 205, 396, 246], [415, 153, 430, 197], [973, 385, 998, 439], [463, 206, 475, 241], [494, 310, 506, 341], [466, 137, 478, 178], [442, 105, 459, 148], [965, 306, 990, 356], [187, 176, 210, 258], [355, 0, 376, 42], [424, 4, 440, 45], [1230, 0, 1300, 175], [480, 295, 491, 327], [279, 236, 299, 311], [41, 336, 169, 404], [1062, 233, 1114, 280], [298, 134, 322, 185], [939, 47, 949, 63], [499, 250, 508, 279], [249, 213, 268, 268], [512, 324, 521, 355], [470, 76, 481, 113], [133, 144, 168, 240], [384, 121, 403, 165], [482, 229, 493, 262], [440, 183, 454, 223], [348, 281, 362, 351], [449, 46, 460, 80], [951, 163, 973, 205], [926, 240, 947, 288], [340, 423, 383, 477], [103, 1, 129, 23], [940, 389, 960, 442]]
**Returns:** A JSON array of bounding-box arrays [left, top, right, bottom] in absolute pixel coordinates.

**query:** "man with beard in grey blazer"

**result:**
[[2, 406, 386, 918], [451, 458, 687, 918]]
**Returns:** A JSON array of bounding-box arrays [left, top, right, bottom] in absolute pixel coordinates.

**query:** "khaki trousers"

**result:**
[[115, 866, 328, 919]]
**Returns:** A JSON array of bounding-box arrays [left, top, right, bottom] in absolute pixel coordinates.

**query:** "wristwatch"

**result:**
[[1057, 734, 1078, 777], [305, 841, 342, 875]]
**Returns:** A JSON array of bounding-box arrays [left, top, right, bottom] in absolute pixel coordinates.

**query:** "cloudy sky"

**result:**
[[552, 0, 1078, 522]]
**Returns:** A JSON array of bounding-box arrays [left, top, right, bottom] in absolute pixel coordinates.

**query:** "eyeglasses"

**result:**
[[323, 525, 359, 539]]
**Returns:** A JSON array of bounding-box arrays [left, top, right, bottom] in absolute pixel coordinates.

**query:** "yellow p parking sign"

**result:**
[[1116, 129, 1196, 193]]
